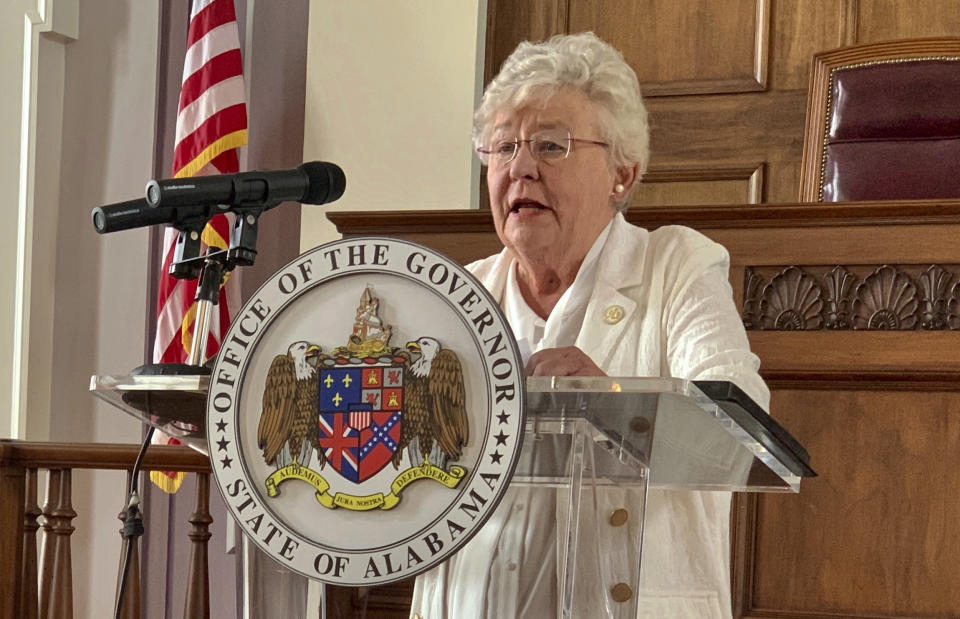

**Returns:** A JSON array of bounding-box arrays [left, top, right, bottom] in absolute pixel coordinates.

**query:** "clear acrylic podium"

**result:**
[[91, 373, 814, 619], [513, 376, 813, 619]]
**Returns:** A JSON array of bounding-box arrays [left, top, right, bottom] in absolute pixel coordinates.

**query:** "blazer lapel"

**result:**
[[574, 214, 649, 373]]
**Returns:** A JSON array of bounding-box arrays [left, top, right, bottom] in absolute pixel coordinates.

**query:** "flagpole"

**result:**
[[186, 252, 228, 366], [187, 299, 212, 366]]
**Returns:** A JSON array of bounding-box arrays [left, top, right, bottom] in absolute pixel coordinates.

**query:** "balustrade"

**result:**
[[0, 440, 211, 619]]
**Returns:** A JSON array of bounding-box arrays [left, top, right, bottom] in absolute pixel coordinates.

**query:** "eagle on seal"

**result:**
[[257, 341, 325, 469], [394, 337, 468, 469]]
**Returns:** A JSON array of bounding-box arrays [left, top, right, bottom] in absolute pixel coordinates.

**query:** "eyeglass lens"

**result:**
[[488, 129, 571, 164]]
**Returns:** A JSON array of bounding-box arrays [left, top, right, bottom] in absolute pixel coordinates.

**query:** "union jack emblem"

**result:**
[[318, 362, 404, 482]]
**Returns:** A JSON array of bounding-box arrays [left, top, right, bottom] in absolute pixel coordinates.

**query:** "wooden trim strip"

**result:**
[[743, 610, 907, 619], [762, 370, 960, 391], [0, 441, 211, 473], [641, 164, 764, 184], [328, 199, 960, 235], [640, 77, 766, 97], [841, 0, 858, 45], [753, 0, 770, 90]]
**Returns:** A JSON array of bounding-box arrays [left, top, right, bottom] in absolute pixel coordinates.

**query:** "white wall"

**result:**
[[0, 1, 158, 617], [0, 1, 78, 442], [52, 0, 159, 613], [301, 0, 488, 250]]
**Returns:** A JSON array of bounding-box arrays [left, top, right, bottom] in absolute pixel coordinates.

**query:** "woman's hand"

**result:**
[[524, 346, 606, 377]]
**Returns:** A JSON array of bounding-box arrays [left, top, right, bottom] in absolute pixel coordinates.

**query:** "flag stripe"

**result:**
[[209, 147, 240, 175], [181, 23, 242, 99], [200, 212, 231, 249], [174, 76, 246, 146], [186, 0, 238, 48], [178, 48, 244, 112], [189, 0, 220, 18], [173, 104, 247, 175], [174, 129, 247, 181]]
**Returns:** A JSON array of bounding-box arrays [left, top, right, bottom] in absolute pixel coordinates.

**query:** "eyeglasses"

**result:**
[[476, 128, 608, 165]]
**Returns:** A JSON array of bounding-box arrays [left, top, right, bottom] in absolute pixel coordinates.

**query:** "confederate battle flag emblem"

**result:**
[[318, 364, 404, 482]]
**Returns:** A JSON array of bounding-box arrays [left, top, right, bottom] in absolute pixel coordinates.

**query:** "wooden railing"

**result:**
[[0, 440, 212, 619]]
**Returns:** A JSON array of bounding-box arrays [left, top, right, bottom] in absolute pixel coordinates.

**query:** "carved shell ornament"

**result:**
[[759, 267, 824, 330], [952, 281, 960, 330], [822, 266, 857, 330], [742, 269, 766, 330], [917, 265, 956, 330], [852, 266, 918, 330]]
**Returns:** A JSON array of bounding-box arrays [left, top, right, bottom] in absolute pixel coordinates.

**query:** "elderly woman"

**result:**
[[411, 32, 769, 618]]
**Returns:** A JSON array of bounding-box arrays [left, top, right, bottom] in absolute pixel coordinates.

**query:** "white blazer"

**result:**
[[411, 213, 770, 618]]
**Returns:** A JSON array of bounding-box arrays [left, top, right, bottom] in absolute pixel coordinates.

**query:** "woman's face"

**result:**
[[485, 89, 627, 267]]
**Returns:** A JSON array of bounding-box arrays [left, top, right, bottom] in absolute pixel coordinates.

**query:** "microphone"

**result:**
[[91, 199, 221, 234], [144, 161, 346, 208]]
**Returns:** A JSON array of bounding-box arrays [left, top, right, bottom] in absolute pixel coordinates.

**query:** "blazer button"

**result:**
[[609, 508, 628, 526], [603, 305, 625, 324], [611, 583, 633, 603]]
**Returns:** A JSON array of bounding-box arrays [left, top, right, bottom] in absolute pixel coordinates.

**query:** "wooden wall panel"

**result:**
[[856, 0, 960, 43], [568, 0, 769, 95], [763, 162, 801, 204], [646, 91, 807, 161], [484, 0, 960, 207], [646, 90, 806, 201], [767, 0, 850, 90], [750, 390, 960, 616], [636, 163, 763, 206], [634, 178, 752, 207], [483, 0, 565, 85]]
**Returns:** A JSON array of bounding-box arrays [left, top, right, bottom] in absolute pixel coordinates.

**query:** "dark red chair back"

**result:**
[[800, 39, 960, 202]]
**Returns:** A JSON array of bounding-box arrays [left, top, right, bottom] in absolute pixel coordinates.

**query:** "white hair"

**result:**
[[473, 32, 649, 207]]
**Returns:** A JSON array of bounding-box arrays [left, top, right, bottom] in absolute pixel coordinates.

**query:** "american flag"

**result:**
[[151, 0, 248, 493]]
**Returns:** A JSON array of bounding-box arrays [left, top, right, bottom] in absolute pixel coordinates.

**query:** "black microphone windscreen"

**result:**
[[92, 198, 169, 234], [300, 161, 346, 205]]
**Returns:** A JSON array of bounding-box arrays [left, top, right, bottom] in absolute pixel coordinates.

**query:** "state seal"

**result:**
[[207, 237, 525, 586]]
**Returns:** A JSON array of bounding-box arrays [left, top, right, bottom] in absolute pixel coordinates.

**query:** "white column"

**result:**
[[0, 0, 78, 440]]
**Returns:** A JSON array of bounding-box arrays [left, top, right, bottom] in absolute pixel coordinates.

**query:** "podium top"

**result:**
[[521, 376, 813, 492], [91, 373, 813, 493]]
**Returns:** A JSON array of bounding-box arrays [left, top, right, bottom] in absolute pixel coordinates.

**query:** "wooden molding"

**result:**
[[761, 370, 960, 391], [642, 163, 763, 183], [841, 0, 859, 45], [753, 0, 770, 91], [641, 163, 765, 204], [555, 0, 570, 35], [483, 0, 499, 87], [0, 441, 210, 473], [731, 493, 758, 618], [798, 37, 960, 202], [741, 611, 908, 619], [328, 199, 960, 236], [743, 264, 960, 331]]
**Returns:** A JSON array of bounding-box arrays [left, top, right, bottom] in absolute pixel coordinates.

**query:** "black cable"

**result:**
[[114, 422, 155, 619]]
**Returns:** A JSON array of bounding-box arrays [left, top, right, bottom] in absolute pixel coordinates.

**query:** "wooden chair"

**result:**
[[799, 38, 960, 202]]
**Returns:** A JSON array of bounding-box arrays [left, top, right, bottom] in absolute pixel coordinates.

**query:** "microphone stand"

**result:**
[[113, 203, 270, 618], [131, 202, 266, 376]]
